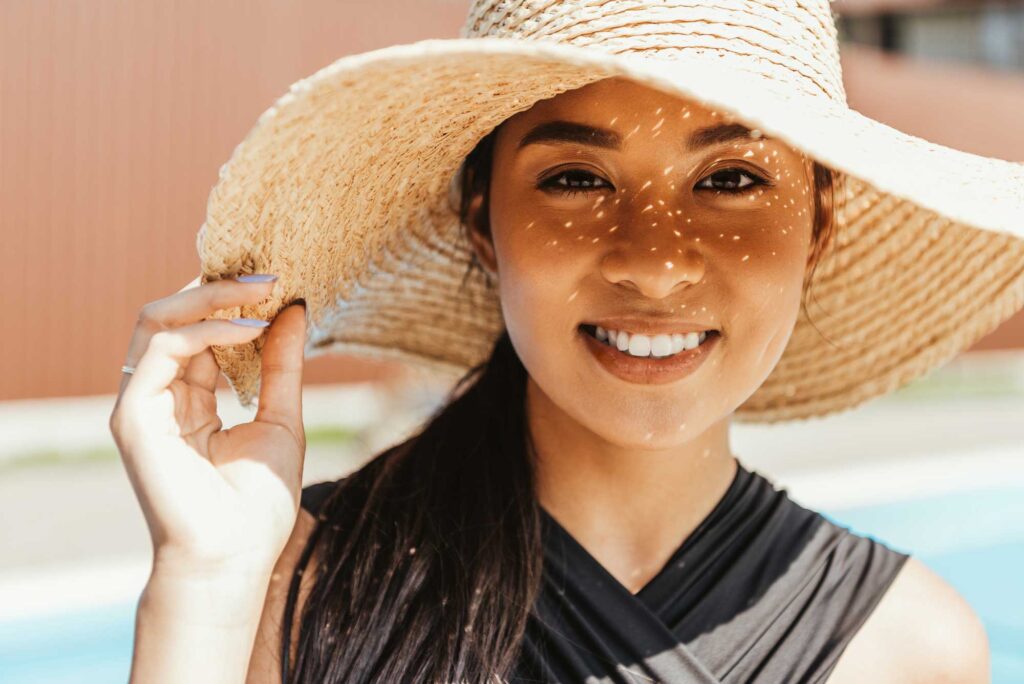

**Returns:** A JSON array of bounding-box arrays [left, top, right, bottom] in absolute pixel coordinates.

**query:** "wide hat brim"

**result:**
[[197, 37, 1024, 422]]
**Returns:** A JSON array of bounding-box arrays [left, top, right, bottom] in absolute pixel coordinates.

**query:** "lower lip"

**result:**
[[578, 327, 721, 385]]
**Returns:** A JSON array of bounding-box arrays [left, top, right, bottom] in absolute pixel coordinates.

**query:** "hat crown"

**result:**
[[460, 0, 847, 105]]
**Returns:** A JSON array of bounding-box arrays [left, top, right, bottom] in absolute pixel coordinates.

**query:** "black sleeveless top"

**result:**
[[289, 460, 910, 683]]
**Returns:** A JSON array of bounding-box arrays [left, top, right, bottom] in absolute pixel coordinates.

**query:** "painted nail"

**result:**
[[236, 274, 278, 283], [230, 317, 270, 327]]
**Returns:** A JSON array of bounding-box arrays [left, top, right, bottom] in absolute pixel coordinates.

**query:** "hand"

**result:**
[[109, 276, 307, 577]]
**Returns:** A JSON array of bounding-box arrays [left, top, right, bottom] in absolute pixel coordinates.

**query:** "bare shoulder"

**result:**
[[826, 556, 990, 684], [245, 508, 321, 684]]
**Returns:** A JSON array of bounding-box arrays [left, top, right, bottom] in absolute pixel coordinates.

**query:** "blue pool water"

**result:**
[[1, 484, 1022, 683]]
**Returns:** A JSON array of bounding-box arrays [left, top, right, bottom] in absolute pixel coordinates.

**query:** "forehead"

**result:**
[[495, 75, 808, 168], [505, 76, 731, 132]]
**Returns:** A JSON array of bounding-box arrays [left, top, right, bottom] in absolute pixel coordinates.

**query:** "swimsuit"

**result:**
[[289, 459, 909, 683]]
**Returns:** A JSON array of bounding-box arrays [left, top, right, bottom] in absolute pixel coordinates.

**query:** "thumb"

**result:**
[[255, 301, 306, 438]]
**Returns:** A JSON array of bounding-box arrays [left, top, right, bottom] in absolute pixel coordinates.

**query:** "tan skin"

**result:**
[[470, 76, 816, 593], [111, 77, 989, 683]]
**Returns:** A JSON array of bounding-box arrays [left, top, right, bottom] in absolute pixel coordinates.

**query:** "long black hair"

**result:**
[[281, 118, 840, 683]]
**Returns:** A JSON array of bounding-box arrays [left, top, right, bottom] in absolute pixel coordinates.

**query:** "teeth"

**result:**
[[650, 334, 673, 357], [628, 334, 651, 357], [589, 326, 714, 358]]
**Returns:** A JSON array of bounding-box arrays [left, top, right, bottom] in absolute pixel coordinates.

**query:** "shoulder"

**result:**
[[245, 507, 321, 683], [826, 556, 989, 684]]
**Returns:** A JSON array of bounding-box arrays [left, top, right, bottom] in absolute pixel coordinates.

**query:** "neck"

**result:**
[[526, 375, 738, 593]]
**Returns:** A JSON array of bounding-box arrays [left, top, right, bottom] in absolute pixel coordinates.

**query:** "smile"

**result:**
[[577, 323, 721, 385], [584, 325, 713, 358]]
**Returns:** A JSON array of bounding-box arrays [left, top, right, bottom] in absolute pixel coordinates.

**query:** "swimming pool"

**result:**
[[1, 484, 1022, 683]]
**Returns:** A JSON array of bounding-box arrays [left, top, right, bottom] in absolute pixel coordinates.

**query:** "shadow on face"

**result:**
[[465, 76, 819, 448]]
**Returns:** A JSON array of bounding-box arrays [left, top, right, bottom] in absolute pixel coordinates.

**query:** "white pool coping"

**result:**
[[0, 554, 149, 624], [775, 444, 1024, 511], [2, 442, 1022, 625]]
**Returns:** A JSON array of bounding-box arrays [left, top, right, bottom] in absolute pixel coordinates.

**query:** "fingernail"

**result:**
[[236, 274, 278, 283], [230, 317, 270, 327]]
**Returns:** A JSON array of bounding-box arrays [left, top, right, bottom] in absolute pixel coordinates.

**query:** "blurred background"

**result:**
[[1, 1, 1022, 682]]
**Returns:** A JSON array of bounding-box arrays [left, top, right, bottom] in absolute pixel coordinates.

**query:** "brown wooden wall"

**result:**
[[2, 1, 1022, 400]]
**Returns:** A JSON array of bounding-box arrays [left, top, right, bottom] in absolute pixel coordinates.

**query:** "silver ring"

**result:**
[[121, 365, 137, 375]]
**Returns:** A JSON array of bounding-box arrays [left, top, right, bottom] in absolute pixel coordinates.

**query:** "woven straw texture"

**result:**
[[198, 0, 1024, 422]]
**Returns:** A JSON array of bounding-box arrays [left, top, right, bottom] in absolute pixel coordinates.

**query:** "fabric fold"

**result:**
[[513, 460, 910, 683]]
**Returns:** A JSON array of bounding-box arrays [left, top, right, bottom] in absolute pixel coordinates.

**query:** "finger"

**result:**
[[117, 368, 134, 401], [125, 275, 278, 362], [255, 303, 307, 436], [182, 347, 221, 393], [117, 275, 278, 402], [123, 318, 270, 401]]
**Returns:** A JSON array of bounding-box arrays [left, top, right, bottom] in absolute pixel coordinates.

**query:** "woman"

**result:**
[[110, 1, 1022, 682]]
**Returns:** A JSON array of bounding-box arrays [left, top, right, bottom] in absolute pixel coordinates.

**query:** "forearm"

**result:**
[[130, 561, 273, 684]]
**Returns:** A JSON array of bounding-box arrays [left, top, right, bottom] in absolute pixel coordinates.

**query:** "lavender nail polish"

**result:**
[[236, 274, 278, 283], [230, 317, 270, 327]]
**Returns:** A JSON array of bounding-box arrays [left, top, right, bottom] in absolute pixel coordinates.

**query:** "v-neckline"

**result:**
[[538, 459, 746, 604]]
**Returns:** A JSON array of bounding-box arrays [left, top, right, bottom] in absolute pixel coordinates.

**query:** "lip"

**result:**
[[578, 325, 721, 385], [582, 317, 719, 336]]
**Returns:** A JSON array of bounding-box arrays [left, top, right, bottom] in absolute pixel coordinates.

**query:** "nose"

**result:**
[[599, 226, 705, 299]]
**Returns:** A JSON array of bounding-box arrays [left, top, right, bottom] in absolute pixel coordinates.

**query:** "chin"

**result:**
[[579, 404, 714, 449]]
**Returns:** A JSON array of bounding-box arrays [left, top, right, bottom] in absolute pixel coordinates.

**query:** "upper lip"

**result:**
[[582, 317, 720, 336]]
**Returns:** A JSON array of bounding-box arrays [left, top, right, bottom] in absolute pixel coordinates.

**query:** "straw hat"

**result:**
[[197, 0, 1024, 422]]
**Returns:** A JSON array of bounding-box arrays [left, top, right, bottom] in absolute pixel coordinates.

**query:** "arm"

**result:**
[[132, 507, 319, 684], [108, 277, 309, 684], [131, 555, 276, 683], [247, 508, 320, 683]]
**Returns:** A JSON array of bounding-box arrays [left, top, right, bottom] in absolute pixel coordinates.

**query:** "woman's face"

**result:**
[[470, 76, 817, 448]]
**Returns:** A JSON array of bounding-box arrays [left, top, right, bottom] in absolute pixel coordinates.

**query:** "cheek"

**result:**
[[491, 219, 589, 352], [723, 215, 810, 369]]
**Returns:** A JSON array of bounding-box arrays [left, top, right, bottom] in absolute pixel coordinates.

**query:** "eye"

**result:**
[[538, 169, 613, 197], [696, 167, 769, 194]]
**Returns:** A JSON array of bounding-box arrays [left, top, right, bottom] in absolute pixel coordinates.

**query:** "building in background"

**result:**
[[2, 0, 1022, 401], [835, 0, 1024, 72]]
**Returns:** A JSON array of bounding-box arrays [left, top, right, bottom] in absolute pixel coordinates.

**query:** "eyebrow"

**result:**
[[516, 120, 767, 152]]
